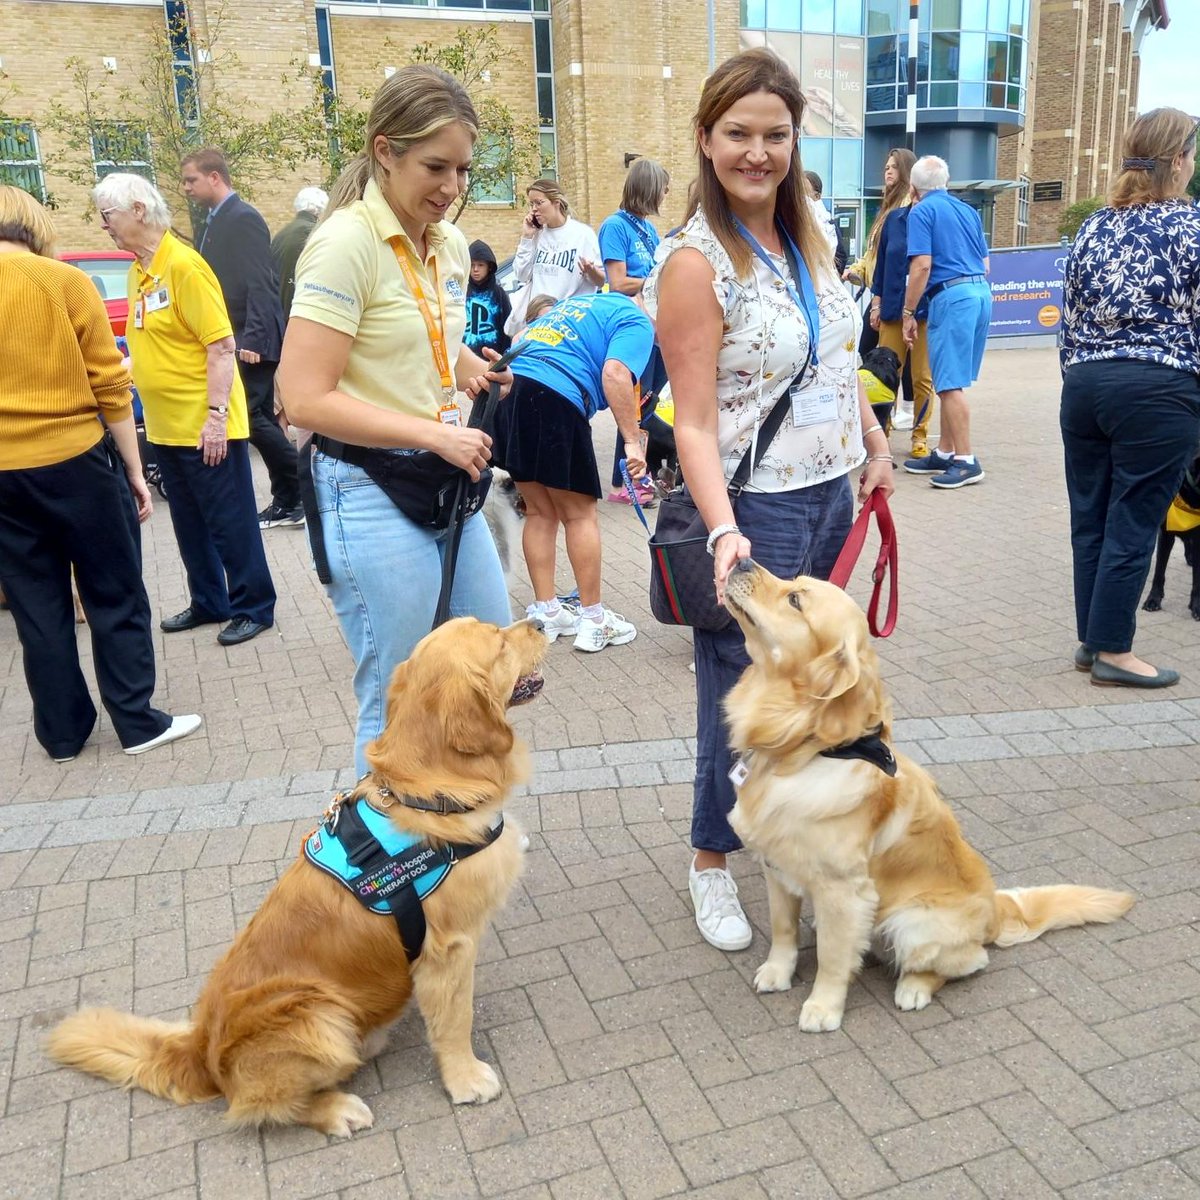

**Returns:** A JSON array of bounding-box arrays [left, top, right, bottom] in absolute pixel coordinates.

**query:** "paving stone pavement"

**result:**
[[1, 348, 1198, 1199]]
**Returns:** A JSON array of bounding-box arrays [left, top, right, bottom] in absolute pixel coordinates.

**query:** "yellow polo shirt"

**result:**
[[290, 178, 470, 419], [125, 230, 249, 446]]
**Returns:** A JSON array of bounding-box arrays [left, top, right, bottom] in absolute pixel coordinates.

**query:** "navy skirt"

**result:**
[[492, 375, 602, 498]]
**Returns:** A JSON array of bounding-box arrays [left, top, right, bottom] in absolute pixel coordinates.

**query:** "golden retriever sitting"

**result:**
[[722, 561, 1132, 1033], [46, 616, 547, 1135]]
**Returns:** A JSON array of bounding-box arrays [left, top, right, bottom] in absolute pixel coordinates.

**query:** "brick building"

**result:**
[[0, 0, 1171, 256]]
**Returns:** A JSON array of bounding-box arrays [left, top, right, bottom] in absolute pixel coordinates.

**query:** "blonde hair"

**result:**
[[526, 178, 569, 216], [326, 65, 478, 217], [686, 48, 831, 281], [0, 185, 57, 256], [1110, 107, 1198, 207], [621, 159, 669, 217]]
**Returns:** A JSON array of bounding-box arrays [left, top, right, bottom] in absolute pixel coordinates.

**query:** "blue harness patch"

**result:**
[[303, 793, 502, 960]]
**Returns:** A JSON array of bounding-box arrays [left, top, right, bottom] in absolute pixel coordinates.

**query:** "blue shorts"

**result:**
[[927, 280, 992, 392]]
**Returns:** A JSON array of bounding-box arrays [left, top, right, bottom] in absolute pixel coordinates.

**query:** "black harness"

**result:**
[[818, 724, 898, 776]]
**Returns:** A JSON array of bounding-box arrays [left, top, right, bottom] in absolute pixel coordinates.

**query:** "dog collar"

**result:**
[[358, 775, 476, 815], [818, 725, 897, 777]]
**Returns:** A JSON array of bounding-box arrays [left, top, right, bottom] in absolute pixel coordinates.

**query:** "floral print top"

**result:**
[[1061, 200, 1200, 375], [643, 209, 863, 493]]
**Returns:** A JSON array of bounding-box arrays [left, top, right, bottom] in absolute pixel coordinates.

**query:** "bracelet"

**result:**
[[706, 524, 741, 556], [862, 423, 883, 436], [902, 307, 916, 318], [866, 454, 894, 463]]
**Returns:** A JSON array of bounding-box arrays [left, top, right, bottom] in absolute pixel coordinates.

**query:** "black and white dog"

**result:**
[[483, 468, 525, 581]]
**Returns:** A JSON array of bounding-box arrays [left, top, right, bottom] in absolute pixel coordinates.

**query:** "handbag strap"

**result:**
[[828, 491, 898, 638], [728, 383, 795, 496]]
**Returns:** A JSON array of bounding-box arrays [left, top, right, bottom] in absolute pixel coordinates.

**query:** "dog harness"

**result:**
[[303, 791, 503, 961], [819, 725, 897, 776], [857, 367, 896, 410]]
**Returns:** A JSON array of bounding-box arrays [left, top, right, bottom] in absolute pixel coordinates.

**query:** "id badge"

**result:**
[[438, 403, 462, 426], [145, 287, 169, 312], [133, 299, 144, 329], [790, 384, 838, 429], [728, 759, 749, 789]]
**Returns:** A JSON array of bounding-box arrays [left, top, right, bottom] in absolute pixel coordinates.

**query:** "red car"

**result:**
[[59, 249, 136, 336]]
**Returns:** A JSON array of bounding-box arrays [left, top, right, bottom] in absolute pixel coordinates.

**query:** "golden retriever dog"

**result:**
[[722, 561, 1133, 1033], [46, 616, 547, 1135]]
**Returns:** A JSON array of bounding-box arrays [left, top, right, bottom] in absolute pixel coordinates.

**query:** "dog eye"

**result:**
[[788, 593, 803, 610]]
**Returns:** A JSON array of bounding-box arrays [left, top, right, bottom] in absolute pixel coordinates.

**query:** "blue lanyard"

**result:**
[[735, 218, 820, 371]]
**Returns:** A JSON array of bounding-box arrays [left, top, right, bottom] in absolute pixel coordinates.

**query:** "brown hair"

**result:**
[[180, 147, 232, 187], [326, 65, 478, 217], [0, 184, 57, 256], [526, 177, 569, 216], [525, 293, 557, 321], [1109, 107, 1198, 208], [621, 158, 669, 217], [685, 48, 831, 280], [865, 147, 915, 256]]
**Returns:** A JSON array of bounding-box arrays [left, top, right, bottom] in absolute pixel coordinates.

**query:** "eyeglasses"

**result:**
[[98, 208, 118, 227]]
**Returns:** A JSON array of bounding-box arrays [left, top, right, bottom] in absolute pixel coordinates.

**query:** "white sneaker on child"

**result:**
[[526, 603, 580, 643], [572, 609, 637, 652], [689, 857, 753, 950]]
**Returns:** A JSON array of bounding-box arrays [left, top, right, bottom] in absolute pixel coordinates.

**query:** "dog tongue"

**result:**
[[509, 672, 544, 706]]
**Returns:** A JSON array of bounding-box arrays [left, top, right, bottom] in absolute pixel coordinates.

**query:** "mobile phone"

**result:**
[[530, 211, 542, 228]]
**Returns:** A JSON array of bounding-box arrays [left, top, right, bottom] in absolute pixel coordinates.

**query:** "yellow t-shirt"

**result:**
[[125, 231, 249, 446], [290, 178, 471, 419]]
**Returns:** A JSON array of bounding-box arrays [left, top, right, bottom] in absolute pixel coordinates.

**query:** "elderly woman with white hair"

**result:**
[[95, 172, 276, 647]]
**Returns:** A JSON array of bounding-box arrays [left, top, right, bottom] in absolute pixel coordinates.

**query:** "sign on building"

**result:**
[[1032, 181, 1065, 202]]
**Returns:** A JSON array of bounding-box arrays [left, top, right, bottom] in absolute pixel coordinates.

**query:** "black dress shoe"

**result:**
[[161, 606, 224, 633], [1090, 659, 1179, 688], [217, 617, 272, 646]]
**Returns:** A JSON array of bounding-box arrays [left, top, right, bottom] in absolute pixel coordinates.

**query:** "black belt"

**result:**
[[313, 434, 373, 467], [926, 274, 987, 300]]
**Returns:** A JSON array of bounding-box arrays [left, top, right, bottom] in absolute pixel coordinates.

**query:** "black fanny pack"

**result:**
[[313, 438, 491, 530]]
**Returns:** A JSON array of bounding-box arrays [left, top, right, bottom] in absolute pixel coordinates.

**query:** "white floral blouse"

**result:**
[[643, 208, 863, 493]]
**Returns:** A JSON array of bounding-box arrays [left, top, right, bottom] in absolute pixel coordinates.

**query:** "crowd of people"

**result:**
[[1, 47, 1196, 951]]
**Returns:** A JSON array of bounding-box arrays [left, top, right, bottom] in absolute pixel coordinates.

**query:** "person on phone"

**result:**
[[506, 178, 604, 335], [644, 48, 893, 952], [277, 65, 514, 776]]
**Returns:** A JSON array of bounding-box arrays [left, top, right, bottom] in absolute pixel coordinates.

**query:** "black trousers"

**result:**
[[1061, 359, 1200, 653], [240, 358, 300, 509], [0, 439, 170, 757]]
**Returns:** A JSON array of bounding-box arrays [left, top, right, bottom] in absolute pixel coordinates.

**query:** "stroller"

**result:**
[[117, 335, 165, 499]]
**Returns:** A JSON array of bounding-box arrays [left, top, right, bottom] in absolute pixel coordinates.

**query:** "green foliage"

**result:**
[[1057, 196, 1104, 240], [0, 72, 56, 207], [1188, 160, 1200, 201]]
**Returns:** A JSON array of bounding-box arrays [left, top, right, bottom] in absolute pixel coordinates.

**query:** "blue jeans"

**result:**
[[313, 451, 512, 776], [692, 476, 854, 854], [1061, 359, 1200, 653]]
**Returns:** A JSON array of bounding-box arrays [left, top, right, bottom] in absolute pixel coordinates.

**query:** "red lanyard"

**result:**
[[391, 238, 455, 398]]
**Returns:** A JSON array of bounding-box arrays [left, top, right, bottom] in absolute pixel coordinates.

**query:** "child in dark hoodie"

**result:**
[[465, 239, 512, 358]]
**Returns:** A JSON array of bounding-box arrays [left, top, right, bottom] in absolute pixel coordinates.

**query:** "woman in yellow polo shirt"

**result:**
[[278, 65, 513, 776]]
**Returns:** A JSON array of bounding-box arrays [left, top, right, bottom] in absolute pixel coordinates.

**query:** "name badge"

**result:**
[[133, 299, 144, 329], [438, 403, 462, 426], [145, 288, 170, 312], [728, 759, 749, 789], [790, 384, 838, 429]]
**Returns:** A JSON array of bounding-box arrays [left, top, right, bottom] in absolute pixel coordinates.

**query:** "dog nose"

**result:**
[[732, 558, 757, 575]]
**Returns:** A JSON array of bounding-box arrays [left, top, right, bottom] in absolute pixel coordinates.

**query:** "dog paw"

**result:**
[[325, 1093, 375, 1138], [799, 998, 843, 1032], [894, 979, 933, 1011], [1142, 596, 1162, 612], [754, 959, 796, 993], [446, 1059, 502, 1105]]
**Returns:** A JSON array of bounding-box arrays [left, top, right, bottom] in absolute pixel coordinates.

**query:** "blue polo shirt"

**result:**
[[906, 190, 989, 287], [598, 211, 660, 281], [514, 292, 654, 419]]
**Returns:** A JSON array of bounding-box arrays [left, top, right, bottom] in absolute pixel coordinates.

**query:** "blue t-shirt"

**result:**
[[514, 292, 655, 419], [598, 211, 660, 282], [906, 190, 989, 287]]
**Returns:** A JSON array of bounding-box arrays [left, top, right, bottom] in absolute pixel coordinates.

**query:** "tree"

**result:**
[[42, 1, 322, 235], [1057, 196, 1103, 240], [0, 70, 55, 206], [312, 25, 542, 223]]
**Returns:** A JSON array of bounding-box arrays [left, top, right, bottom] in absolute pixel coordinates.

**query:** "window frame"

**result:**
[[0, 120, 48, 203]]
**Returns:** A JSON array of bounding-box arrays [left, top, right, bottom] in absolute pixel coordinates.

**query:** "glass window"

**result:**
[[986, 82, 1006, 107], [1008, 84, 1021, 109], [988, 0, 1008, 29], [866, 0, 898, 35], [932, 0, 959, 27], [804, 0, 836, 34], [1009, 0, 1027, 35], [0, 120, 46, 202], [765, 0, 802, 31], [832, 138, 862, 198], [917, 82, 929, 106], [867, 36, 900, 85], [917, 36, 930, 82], [91, 123, 154, 182], [959, 82, 984, 106], [536, 77, 554, 127], [836, 0, 863, 35], [533, 0, 549, 10], [930, 32, 959, 80], [1016, 176, 1029, 245], [539, 130, 557, 177], [472, 134, 514, 204], [960, 32, 986, 81], [1008, 37, 1023, 85], [767, 31, 802, 74], [800, 136, 832, 194], [742, 0, 767, 25], [534, 18, 551, 72], [929, 82, 956, 107], [986, 36, 1007, 85], [959, 0, 987, 27], [867, 85, 897, 113]]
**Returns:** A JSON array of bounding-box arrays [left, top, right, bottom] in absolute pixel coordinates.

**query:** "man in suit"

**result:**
[[181, 148, 302, 528]]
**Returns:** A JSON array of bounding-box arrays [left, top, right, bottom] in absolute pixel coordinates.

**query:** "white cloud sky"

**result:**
[[1137, 3, 1200, 113]]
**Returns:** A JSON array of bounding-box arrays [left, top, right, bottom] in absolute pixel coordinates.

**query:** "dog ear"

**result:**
[[441, 664, 515, 759], [808, 638, 862, 702]]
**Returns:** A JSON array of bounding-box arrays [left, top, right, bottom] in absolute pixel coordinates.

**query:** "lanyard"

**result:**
[[391, 238, 455, 397], [735, 218, 820, 371]]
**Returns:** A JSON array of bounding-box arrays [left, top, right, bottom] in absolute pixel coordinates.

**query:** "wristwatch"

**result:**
[[208, 405, 229, 416]]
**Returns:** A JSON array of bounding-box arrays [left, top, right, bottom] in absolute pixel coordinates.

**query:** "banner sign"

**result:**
[[988, 245, 1066, 337]]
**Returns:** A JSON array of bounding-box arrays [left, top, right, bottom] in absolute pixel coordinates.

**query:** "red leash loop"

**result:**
[[828, 491, 898, 638]]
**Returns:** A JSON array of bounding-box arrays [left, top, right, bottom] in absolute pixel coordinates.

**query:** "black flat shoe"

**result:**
[[1074, 645, 1095, 672], [1090, 659, 1179, 688], [161, 606, 224, 633], [217, 617, 272, 646]]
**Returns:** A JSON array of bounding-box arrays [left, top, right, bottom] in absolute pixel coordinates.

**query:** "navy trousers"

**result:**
[[0, 438, 170, 756], [154, 438, 277, 626], [1061, 359, 1200, 653], [240, 358, 300, 510], [692, 475, 854, 854]]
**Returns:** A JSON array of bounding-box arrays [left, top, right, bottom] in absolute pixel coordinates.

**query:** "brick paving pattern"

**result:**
[[1, 350, 1198, 1198]]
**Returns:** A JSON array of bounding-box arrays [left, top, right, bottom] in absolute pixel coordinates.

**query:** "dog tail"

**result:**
[[991, 886, 1133, 948], [45, 1008, 217, 1105]]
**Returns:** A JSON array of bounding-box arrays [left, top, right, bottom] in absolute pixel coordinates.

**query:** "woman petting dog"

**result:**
[[644, 48, 894, 952], [1060, 107, 1200, 689], [277, 66, 515, 775]]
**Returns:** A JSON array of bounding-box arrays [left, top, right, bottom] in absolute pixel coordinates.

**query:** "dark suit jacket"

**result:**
[[270, 210, 319, 319], [199, 193, 285, 362]]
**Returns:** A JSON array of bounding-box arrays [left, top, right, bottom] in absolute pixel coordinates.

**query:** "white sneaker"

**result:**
[[689, 858, 753, 951], [892, 404, 914, 430], [526, 603, 579, 643], [572, 609, 637, 652], [124, 714, 202, 756]]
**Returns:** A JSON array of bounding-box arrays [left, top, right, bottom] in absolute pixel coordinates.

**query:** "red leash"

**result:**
[[828, 491, 898, 638]]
